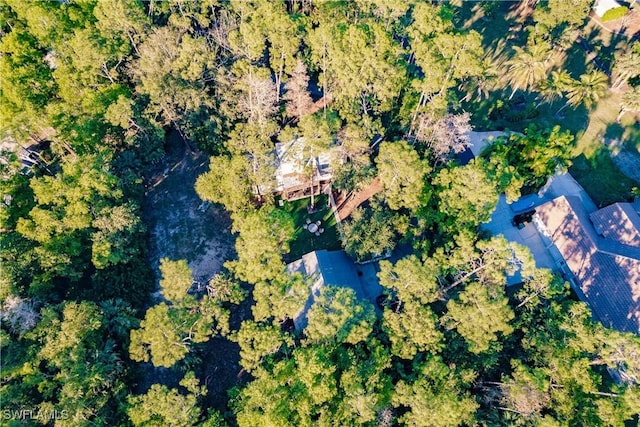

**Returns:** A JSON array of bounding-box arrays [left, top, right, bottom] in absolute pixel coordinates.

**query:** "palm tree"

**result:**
[[612, 51, 640, 89], [617, 86, 640, 122], [506, 44, 551, 99], [536, 70, 571, 107], [459, 57, 500, 102], [564, 71, 608, 110]]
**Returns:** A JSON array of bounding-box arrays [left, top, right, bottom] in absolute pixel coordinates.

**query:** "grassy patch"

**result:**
[[279, 194, 342, 261], [601, 6, 628, 22], [573, 92, 622, 156], [568, 93, 640, 206], [569, 151, 638, 207]]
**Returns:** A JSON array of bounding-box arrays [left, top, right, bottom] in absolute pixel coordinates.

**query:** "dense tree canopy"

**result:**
[[2, 1, 638, 426]]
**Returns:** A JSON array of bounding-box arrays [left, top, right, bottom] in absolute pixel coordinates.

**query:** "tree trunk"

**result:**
[[174, 123, 194, 153], [322, 47, 328, 114], [276, 60, 284, 102], [441, 260, 495, 295], [408, 91, 425, 140], [309, 160, 315, 210], [127, 31, 140, 56], [516, 290, 542, 308], [100, 63, 115, 84]]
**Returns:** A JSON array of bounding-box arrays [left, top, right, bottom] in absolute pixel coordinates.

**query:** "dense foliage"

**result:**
[[2, 1, 639, 426]]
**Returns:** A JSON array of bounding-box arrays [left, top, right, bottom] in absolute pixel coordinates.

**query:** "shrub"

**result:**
[[601, 6, 628, 22]]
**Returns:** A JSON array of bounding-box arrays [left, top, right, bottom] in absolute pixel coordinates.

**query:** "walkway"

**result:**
[[335, 176, 383, 221], [589, 8, 640, 38]]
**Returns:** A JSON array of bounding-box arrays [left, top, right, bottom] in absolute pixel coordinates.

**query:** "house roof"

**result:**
[[593, 0, 622, 17], [535, 196, 640, 334], [274, 138, 335, 192], [286, 250, 379, 329], [590, 203, 640, 248], [456, 146, 474, 166], [466, 131, 518, 157]]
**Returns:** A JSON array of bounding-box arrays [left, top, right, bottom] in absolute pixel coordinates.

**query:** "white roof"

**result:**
[[594, 0, 622, 17], [466, 131, 519, 157], [274, 138, 335, 191]]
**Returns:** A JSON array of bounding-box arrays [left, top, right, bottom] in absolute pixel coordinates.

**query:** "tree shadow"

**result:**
[[570, 148, 638, 206], [605, 119, 640, 151], [562, 21, 633, 78], [604, 121, 626, 141], [458, 1, 526, 51]]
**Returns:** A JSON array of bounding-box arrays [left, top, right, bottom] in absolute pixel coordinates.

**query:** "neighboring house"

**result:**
[[482, 172, 596, 281], [286, 250, 382, 330], [593, 0, 623, 17], [1, 134, 55, 176], [273, 138, 336, 201], [534, 196, 640, 334]]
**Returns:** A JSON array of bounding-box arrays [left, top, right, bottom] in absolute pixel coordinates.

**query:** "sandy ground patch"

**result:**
[[608, 138, 640, 184], [143, 150, 235, 288], [137, 142, 244, 411]]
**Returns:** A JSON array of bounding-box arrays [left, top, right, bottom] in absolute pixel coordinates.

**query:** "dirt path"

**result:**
[[335, 176, 383, 221]]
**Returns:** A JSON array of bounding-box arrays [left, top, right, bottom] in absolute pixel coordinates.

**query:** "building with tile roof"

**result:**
[[590, 203, 640, 248], [534, 196, 640, 334]]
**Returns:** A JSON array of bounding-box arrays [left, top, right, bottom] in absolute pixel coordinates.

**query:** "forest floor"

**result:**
[[139, 131, 249, 411], [142, 132, 235, 289]]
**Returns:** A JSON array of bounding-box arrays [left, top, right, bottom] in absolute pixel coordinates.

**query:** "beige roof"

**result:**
[[590, 203, 640, 248], [535, 196, 640, 334]]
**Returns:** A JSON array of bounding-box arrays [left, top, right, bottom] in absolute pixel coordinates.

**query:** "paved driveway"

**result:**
[[545, 172, 598, 213], [483, 195, 556, 285]]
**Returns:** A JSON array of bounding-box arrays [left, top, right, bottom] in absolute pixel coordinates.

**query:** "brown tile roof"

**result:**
[[535, 196, 640, 334], [590, 203, 640, 248]]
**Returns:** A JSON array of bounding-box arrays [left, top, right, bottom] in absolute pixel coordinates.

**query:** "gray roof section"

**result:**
[[312, 250, 367, 298], [287, 250, 381, 330], [535, 196, 640, 334]]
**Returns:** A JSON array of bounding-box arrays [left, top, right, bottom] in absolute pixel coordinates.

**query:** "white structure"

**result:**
[[274, 138, 336, 201], [593, 0, 623, 17]]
